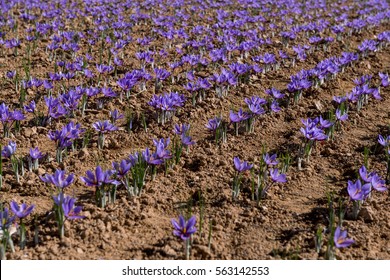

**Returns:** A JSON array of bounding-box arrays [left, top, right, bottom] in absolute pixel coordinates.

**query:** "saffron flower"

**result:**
[[205, 117, 222, 131], [181, 134, 195, 147], [53, 193, 84, 239], [336, 109, 348, 121], [263, 153, 279, 166], [80, 166, 120, 207], [92, 120, 117, 149], [53, 194, 85, 220], [29, 147, 44, 160], [0, 208, 15, 236], [171, 215, 197, 240], [1, 141, 16, 158], [229, 108, 250, 123], [347, 179, 371, 201], [92, 120, 117, 133], [40, 169, 75, 190], [10, 201, 35, 249], [80, 166, 119, 188], [10, 201, 35, 219], [334, 227, 354, 248], [378, 134, 390, 153], [270, 169, 287, 183], [173, 123, 190, 136], [233, 157, 253, 172], [371, 174, 387, 192]]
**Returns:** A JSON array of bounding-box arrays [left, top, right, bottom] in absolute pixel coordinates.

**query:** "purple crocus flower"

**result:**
[[1, 103, 26, 127], [150, 138, 172, 164], [0, 208, 15, 231], [270, 169, 287, 183], [171, 215, 197, 240], [229, 108, 250, 123], [154, 67, 170, 81], [173, 123, 190, 136], [181, 134, 195, 147], [84, 69, 94, 79], [92, 120, 118, 133], [371, 174, 388, 192], [80, 166, 119, 187], [48, 121, 84, 149], [6, 70, 16, 79], [40, 169, 75, 189], [102, 87, 118, 98], [1, 141, 16, 158], [233, 157, 253, 172], [109, 109, 123, 123], [347, 179, 371, 201], [264, 153, 279, 165], [333, 96, 347, 104], [266, 88, 285, 99], [270, 100, 281, 112], [43, 79, 53, 89], [112, 159, 132, 178], [359, 166, 374, 183], [29, 147, 44, 160], [245, 96, 266, 115], [336, 109, 348, 121], [53, 193, 84, 220], [300, 121, 327, 141], [10, 201, 35, 219], [23, 100, 36, 114], [378, 135, 390, 151], [379, 72, 389, 87], [318, 116, 333, 129], [334, 227, 354, 248], [205, 117, 222, 131]]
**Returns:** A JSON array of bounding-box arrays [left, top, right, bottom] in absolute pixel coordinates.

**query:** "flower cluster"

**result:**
[[148, 92, 186, 124], [347, 166, 387, 219], [48, 122, 85, 162], [0, 103, 25, 137]]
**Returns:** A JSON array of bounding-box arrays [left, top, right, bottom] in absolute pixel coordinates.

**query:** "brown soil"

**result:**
[[1, 0, 390, 260]]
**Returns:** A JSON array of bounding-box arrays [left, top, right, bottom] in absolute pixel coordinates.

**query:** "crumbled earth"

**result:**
[[1, 0, 390, 260]]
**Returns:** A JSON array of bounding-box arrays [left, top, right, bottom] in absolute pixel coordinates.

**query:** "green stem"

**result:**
[[184, 239, 190, 260], [19, 221, 26, 250]]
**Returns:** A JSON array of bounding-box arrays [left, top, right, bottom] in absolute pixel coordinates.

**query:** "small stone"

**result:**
[[76, 248, 84, 254], [78, 148, 89, 159], [83, 211, 92, 219], [36, 246, 45, 253], [242, 209, 251, 217], [226, 212, 233, 219], [162, 245, 176, 256], [43, 235, 52, 241], [25, 180, 35, 186], [37, 168, 46, 176], [96, 220, 106, 231], [140, 213, 148, 220], [214, 224, 223, 231], [219, 159, 228, 167], [50, 246, 59, 255], [359, 206, 375, 223], [109, 139, 120, 148], [323, 148, 334, 156], [61, 237, 72, 247], [194, 245, 212, 259], [22, 127, 37, 138]]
